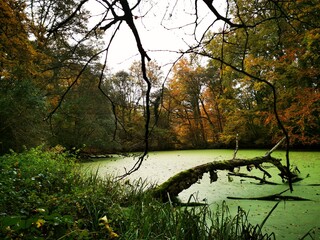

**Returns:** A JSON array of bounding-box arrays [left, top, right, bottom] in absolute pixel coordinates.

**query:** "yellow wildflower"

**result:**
[[99, 216, 119, 238], [35, 219, 45, 228], [99, 216, 109, 225], [109, 231, 119, 239]]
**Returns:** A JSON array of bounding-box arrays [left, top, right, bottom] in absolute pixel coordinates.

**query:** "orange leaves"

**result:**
[[283, 88, 320, 145], [264, 87, 320, 146], [165, 57, 228, 146], [49, 96, 60, 108]]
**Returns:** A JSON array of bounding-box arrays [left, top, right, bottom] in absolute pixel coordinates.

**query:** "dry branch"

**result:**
[[227, 172, 278, 185]]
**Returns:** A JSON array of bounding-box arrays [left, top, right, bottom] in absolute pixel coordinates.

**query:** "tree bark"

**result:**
[[151, 155, 293, 202]]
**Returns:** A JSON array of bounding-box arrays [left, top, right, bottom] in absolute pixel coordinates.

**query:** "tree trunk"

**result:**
[[151, 155, 293, 202]]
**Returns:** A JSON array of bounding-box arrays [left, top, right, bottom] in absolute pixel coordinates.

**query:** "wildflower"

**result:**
[[35, 219, 45, 228], [99, 216, 108, 225], [109, 231, 119, 239], [99, 216, 119, 239]]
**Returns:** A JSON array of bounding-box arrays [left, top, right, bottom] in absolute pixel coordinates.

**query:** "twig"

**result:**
[[260, 201, 281, 229], [265, 136, 286, 157], [228, 172, 278, 185], [232, 133, 239, 159], [256, 165, 272, 178], [45, 47, 108, 120], [48, 0, 89, 35]]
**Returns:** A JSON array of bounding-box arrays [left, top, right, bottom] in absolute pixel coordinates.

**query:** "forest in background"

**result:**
[[1, 0, 319, 155]]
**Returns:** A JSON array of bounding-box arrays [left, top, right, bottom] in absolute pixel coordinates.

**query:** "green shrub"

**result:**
[[0, 147, 276, 239]]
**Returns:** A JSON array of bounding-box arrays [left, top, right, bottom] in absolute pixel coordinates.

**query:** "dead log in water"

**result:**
[[151, 155, 294, 202]]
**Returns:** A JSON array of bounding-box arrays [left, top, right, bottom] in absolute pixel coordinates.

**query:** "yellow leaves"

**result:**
[[244, 54, 265, 72], [252, 81, 265, 91], [46, 83, 55, 91], [0, 0, 29, 53], [35, 219, 45, 228], [172, 57, 191, 76], [303, 29, 320, 60], [50, 144, 66, 153], [0, 0, 52, 82], [99, 216, 119, 239]]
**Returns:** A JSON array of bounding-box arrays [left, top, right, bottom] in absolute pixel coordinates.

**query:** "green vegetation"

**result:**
[[1, 148, 276, 239], [1, 0, 319, 154], [1, 0, 318, 238]]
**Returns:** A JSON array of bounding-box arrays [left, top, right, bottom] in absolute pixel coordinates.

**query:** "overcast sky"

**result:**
[[85, 1, 226, 73]]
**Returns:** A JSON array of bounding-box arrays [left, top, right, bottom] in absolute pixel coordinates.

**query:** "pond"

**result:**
[[82, 149, 320, 240]]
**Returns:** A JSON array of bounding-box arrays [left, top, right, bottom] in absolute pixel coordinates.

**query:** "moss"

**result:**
[[152, 155, 289, 202]]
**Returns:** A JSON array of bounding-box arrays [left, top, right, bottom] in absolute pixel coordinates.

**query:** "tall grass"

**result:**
[[208, 202, 276, 240], [0, 147, 279, 239]]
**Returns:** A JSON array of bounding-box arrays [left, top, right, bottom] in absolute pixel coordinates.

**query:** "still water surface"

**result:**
[[83, 149, 320, 240]]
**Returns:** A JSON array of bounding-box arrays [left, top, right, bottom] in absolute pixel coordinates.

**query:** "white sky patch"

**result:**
[[85, 0, 226, 73]]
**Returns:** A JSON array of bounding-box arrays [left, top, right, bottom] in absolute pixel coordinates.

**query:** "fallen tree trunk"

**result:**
[[151, 155, 294, 202]]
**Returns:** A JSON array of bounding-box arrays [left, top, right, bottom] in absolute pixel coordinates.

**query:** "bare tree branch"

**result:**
[[201, 0, 245, 28], [47, 0, 89, 35], [97, 22, 125, 141], [114, 0, 151, 178], [45, 47, 108, 121]]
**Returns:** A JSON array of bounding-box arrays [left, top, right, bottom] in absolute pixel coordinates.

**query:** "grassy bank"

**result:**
[[0, 147, 275, 239]]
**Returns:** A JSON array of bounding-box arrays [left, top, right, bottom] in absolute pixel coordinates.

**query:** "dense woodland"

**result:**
[[1, 0, 319, 155]]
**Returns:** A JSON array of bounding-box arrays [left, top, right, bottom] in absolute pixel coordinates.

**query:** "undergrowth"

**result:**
[[0, 147, 282, 239]]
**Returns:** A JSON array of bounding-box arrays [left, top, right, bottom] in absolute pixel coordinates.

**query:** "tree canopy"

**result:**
[[0, 0, 319, 155]]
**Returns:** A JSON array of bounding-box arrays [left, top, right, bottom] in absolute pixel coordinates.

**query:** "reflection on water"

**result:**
[[83, 149, 320, 240]]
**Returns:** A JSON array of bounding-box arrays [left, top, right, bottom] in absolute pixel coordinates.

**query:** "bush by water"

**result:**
[[0, 147, 275, 239]]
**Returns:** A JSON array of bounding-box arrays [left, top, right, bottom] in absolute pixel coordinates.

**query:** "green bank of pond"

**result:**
[[82, 149, 320, 240]]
